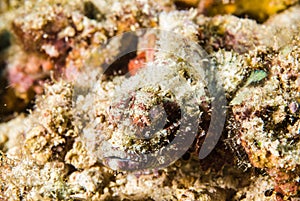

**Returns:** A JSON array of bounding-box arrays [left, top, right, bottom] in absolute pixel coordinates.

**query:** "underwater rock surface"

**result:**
[[0, 0, 299, 200]]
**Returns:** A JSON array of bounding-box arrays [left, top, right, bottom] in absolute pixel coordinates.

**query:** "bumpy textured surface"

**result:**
[[0, 0, 299, 200]]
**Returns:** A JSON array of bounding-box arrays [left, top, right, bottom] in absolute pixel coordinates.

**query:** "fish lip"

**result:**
[[102, 156, 146, 171]]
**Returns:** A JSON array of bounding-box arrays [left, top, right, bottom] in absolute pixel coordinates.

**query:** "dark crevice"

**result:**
[[84, 1, 104, 21], [102, 33, 138, 79], [0, 30, 11, 52]]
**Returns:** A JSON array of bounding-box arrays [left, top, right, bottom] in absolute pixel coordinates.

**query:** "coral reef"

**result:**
[[198, 0, 298, 23], [0, 0, 166, 119], [230, 41, 300, 198], [0, 0, 299, 201]]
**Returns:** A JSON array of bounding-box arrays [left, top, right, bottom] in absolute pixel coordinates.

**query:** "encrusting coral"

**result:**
[[230, 40, 300, 198], [0, 0, 299, 201]]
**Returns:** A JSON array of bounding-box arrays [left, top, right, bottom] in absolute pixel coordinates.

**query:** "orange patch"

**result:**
[[128, 52, 147, 75]]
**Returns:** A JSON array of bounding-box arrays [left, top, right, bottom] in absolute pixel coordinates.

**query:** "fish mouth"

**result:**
[[102, 156, 147, 171]]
